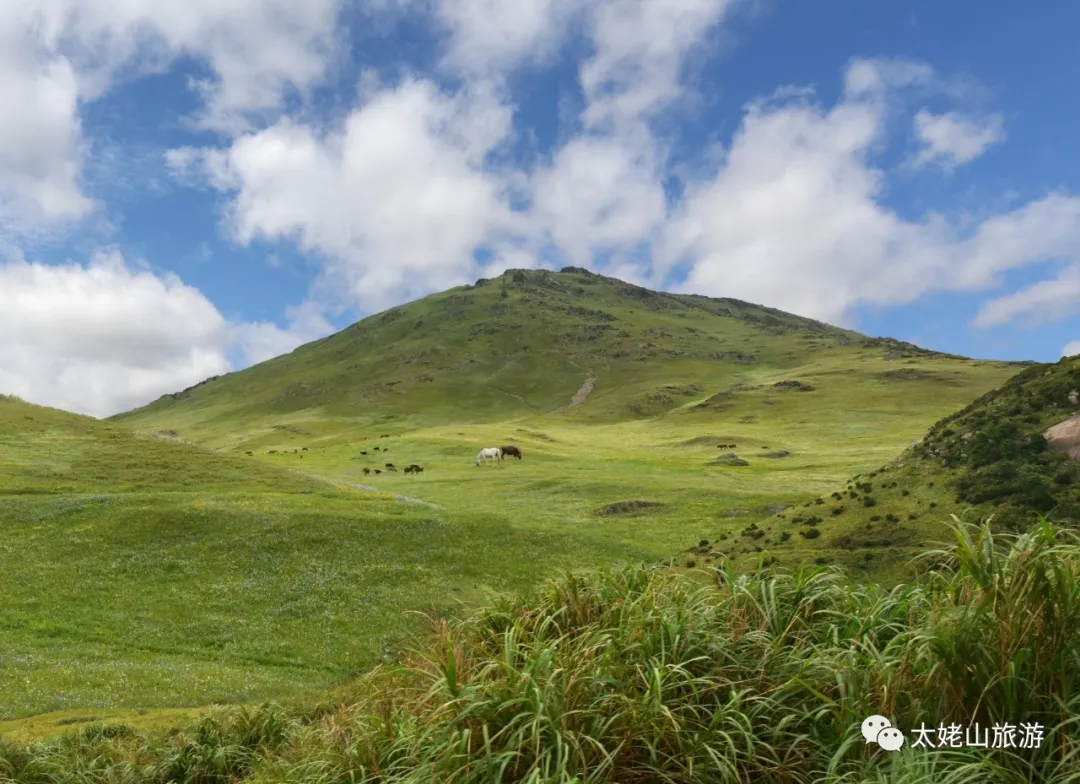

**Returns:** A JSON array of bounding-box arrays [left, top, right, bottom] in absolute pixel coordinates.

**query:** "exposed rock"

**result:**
[[762, 450, 792, 458], [1070, 390, 1079, 406], [596, 500, 664, 516], [773, 380, 815, 391], [765, 503, 792, 514], [1044, 414, 1080, 461], [709, 453, 749, 466], [722, 508, 749, 518]]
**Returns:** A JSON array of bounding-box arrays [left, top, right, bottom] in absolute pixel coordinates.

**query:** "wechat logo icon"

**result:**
[[861, 715, 906, 752]]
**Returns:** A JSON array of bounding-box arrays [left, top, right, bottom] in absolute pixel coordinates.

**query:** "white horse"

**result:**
[[475, 447, 503, 466]]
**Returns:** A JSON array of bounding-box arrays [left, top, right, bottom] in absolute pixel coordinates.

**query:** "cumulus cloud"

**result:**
[[0, 44, 91, 227], [662, 59, 1080, 324], [0, 0, 347, 233], [0, 251, 230, 416], [0, 251, 328, 416], [910, 108, 1005, 170], [433, 0, 584, 75], [531, 133, 667, 264], [580, 0, 737, 129], [176, 78, 529, 312], [1064, 342, 1080, 358]]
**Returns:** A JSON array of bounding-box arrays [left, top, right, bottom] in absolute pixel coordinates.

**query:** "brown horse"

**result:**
[[500, 445, 522, 459]]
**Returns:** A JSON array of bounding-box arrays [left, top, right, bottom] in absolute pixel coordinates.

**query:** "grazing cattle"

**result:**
[[374, 446, 381, 452], [302, 447, 308, 451], [245, 451, 252, 455], [475, 447, 503, 465], [500, 445, 522, 459], [375, 469, 382, 474], [404, 464, 423, 474], [293, 449, 298, 453], [386, 466, 397, 472], [385, 462, 395, 469], [361, 451, 368, 455], [363, 468, 371, 475], [381, 434, 389, 438], [269, 450, 278, 454]]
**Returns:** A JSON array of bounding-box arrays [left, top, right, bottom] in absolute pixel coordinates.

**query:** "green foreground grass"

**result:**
[[2, 519, 1078, 783]]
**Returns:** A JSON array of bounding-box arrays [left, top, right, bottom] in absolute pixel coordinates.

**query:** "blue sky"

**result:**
[[1, 0, 1078, 416]]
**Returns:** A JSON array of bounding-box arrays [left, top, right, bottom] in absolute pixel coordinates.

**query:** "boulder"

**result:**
[[1044, 415, 1080, 461]]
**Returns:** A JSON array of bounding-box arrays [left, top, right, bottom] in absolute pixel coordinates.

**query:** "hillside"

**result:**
[[1, 395, 622, 720], [3, 271, 1030, 723], [693, 356, 1080, 581], [105, 267, 1029, 591], [114, 266, 972, 441]]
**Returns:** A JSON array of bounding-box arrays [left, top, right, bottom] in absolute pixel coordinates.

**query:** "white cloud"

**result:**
[[0, 0, 347, 233], [975, 264, 1080, 327], [0, 44, 91, 227], [663, 59, 1080, 325], [181, 78, 530, 312], [580, 0, 737, 129], [0, 250, 231, 416], [0, 250, 328, 416], [1064, 341, 1080, 358], [531, 133, 667, 264], [911, 108, 1005, 170], [433, 0, 584, 75], [526, 0, 737, 276]]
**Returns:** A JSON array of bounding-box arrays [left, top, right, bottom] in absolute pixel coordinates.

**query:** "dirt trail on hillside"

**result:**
[[556, 375, 596, 412]]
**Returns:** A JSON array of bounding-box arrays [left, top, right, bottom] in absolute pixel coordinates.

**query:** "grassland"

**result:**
[[718, 356, 1080, 577], [0, 396, 642, 722], [2, 269, 1028, 731], [2, 519, 1078, 782]]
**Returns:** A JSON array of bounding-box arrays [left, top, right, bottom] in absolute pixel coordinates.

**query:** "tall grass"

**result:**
[[3, 517, 1079, 783]]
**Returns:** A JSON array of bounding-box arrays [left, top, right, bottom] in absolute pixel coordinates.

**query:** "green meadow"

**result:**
[[10, 268, 1080, 781], [0, 277, 1023, 726]]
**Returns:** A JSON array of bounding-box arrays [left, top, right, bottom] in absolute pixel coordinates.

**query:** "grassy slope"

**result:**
[[4, 270, 1026, 723], [701, 356, 1080, 582], [111, 267, 1023, 581], [1, 396, 631, 722], [2, 520, 1078, 782]]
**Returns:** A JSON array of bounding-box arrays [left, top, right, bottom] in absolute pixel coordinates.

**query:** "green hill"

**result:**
[[113, 266, 977, 440], [109, 267, 1025, 586], [702, 356, 1080, 580], [2, 270, 1030, 722], [0, 395, 619, 720]]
